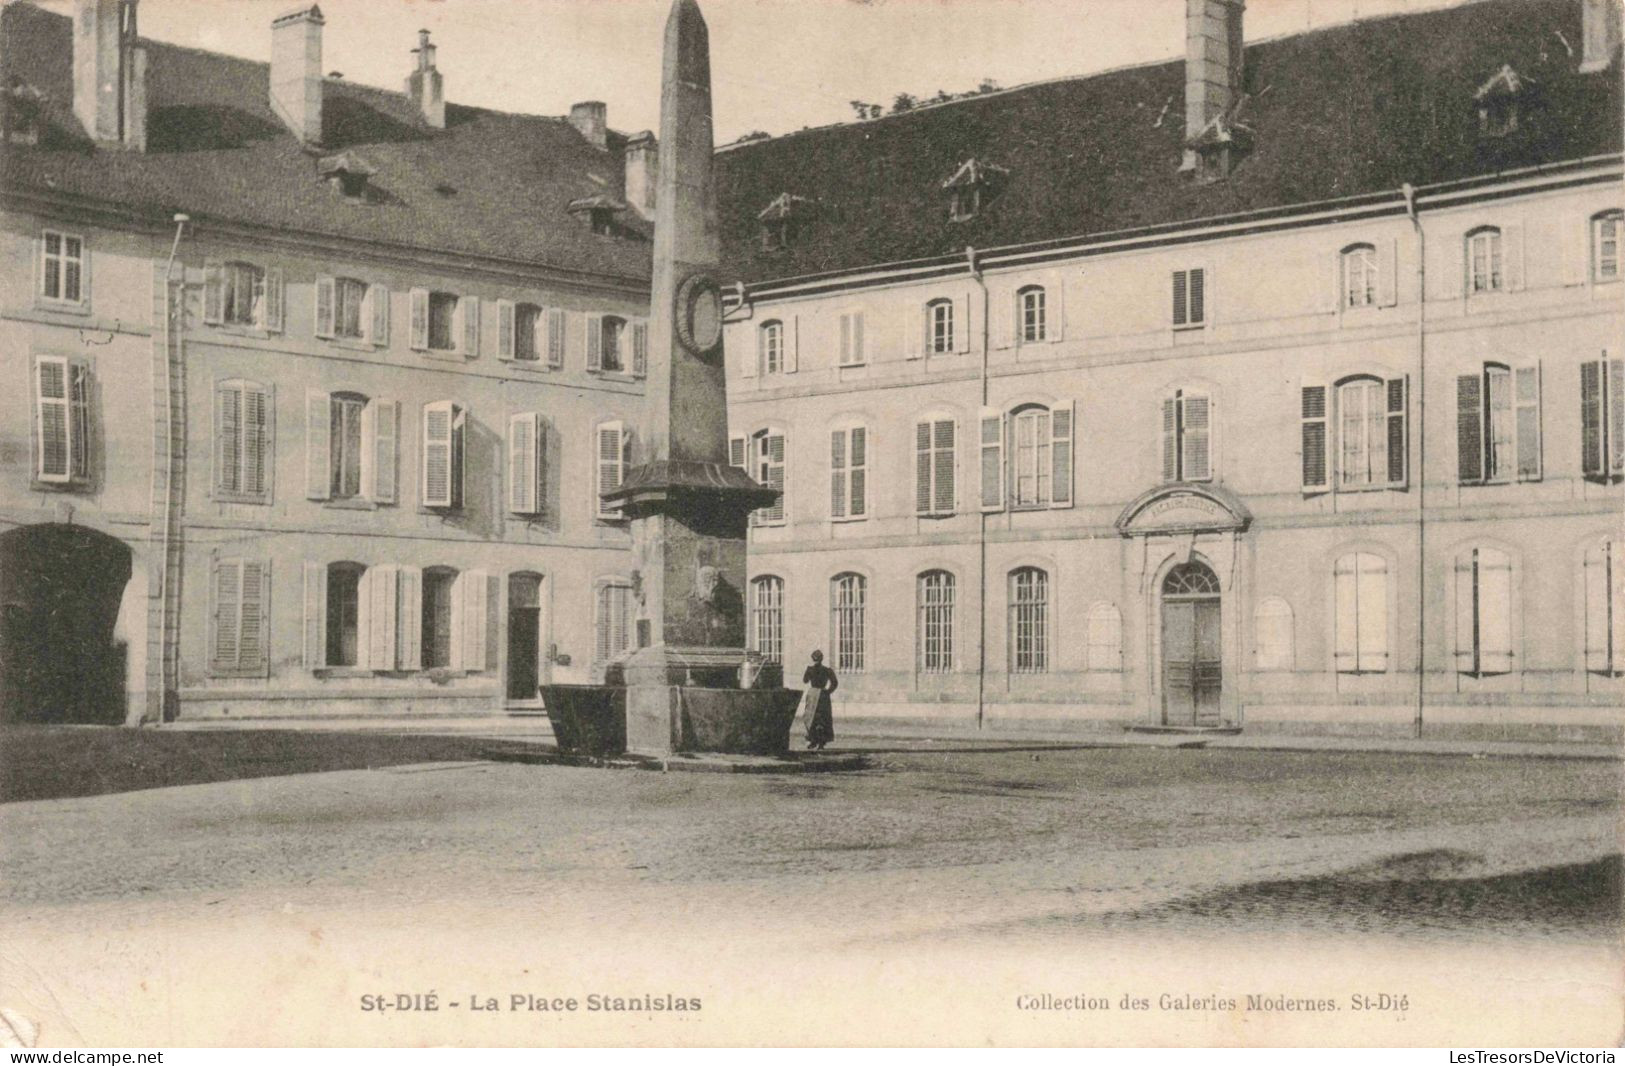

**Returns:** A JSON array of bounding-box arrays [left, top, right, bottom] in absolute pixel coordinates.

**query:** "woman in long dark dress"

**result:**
[[802, 650, 838, 750]]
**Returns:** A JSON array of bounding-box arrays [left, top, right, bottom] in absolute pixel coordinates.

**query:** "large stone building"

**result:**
[[715, 0, 1625, 740], [0, 0, 657, 724]]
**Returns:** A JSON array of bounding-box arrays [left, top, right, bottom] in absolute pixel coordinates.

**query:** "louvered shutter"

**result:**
[[1609, 358, 1625, 476], [1172, 270, 1188, 327], [398, 566, 422, 671], [741, 327, 759, 378], [1047, 275, 1067, 342], [596, 421, 624, 518], [359, 398, 397, 504], [509, 412, 540, 514], [979, 408, 1006, 512], [764, 432, 786, 523], [784, 315, 799, 372], [954, 294, 971, 353], [547, 309, 567, 368], [34, 356, 70, 482], [216, 383, 242, 495], [905, 305, 924, 360], [314, 277, 336, 338], [1502, 222, 1525, 291], [932, 419, 955, 514], [497, 300, 516, 359], [1514, 364, 1541, 481], [1385, 377, 1408, 489], [203, 262, 224, 324], [305, 389, 331, 500], [632, 320, 648, 377], [1583, 543, 1613, 673], [1582, 359, 1606, 476], [1189, 268, 1206, 325], [1562, 211, 1589, 287], [1301, 384, 1329, 491], [302, 561, 328, 668], [585, 313, 603, 371], [1334, 555, 1358, 672], [849, 426, 867, 517], [839, 311, 866, 365], [369, 284, 389, 346], [1049, 400, 1074, 508], [262, 268, 284, 332], [995, 289, 1017, 349], [240, 559, 268, 674], [729, 435, 746, 470], [367, 564, 400, 671], [409, 288, 429, 350], [1161, 395, 1179, 482], [1182, 392, 1211, 481], [1456, 373, 1484, 483], [422, 401, 454, 508], [211, 557, 240, 673], [830, 429, 848, 519], [460, 296, 481, 356], [915, 421, 933, 516], [1378, 237, 1400, 307], [454, 570, 489, 671], [1356, 555, 1388, 672], [1453, 552, 1476, 673], [244, 383, 270, 497], [1323, 248, 1344, 314]]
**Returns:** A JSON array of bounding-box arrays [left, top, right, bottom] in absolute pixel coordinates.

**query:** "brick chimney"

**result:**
[[270, 5, 324, 145], [570, 100, 607, 150], [624, 131, 657, 218], [407, 29, 445, 128], [1580, 0, 1622, 72], [73, 0, 146, 148], [1183, 0, 1244, 171]]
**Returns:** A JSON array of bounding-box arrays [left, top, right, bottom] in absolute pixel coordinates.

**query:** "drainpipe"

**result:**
[[967, 245, 989, 731], [155, 213, 189, 725], [1403, 183, 1425, 740]]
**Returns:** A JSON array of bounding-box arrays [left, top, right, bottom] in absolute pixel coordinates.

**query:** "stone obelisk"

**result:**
[[602, 0, 779, 755]]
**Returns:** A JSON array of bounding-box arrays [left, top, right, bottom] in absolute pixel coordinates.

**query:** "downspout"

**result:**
[[967, 245, 989, 732], [155, 213, 188, 725], [1403, 183, 1425, 740]]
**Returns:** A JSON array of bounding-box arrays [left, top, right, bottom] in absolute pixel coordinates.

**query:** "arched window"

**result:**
[[1336, 376, 1388, 489], [830, 573, 866, 672], [1592, 211, 1621, 283], [926, 298, 954, 354], [325, 561, 366, 667], [1085, 602, 1122, 672], [1009, 567, 1049, 674], [917, 570, 955, 673], [1583, 538, 1625, 676], [759, 320, 784, 375], [1253, 597, 1294, 671], [750, 575, 784, 664], [1454, 547, 1513, 676], [1018, 285, 1047, 343], [1466, 227, 1503, 294], [1342, 244, 1378, 309], [1334, 553, 1387, 674]]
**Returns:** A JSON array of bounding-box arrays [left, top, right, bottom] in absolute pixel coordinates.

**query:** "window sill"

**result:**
[[36, 297, 90, 316], [837, 361, 867, 370], [1172, 323, 1207, 333], [499, 356, 552, 370], [586, 369, 642, 383], [208, 668, 269, 679], [916, 510, 956, 520], [418, 347, 470, 361], [325, 497, 377, 511], [313, 667, 374, 679], [213, 493, 271, 506], [29, 478, 92, 493], [324, 335, 381, 353], [211, 323, 274, 340], [829, 514, 868, 524], [420, 505, 464, 516]]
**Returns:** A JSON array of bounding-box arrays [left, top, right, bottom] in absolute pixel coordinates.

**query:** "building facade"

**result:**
[[0, 0, 656, 724], [716, 0, 1625, 740]]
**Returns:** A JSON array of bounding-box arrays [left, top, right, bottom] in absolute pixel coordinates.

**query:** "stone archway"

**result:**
[[0, 524, 133, 725]]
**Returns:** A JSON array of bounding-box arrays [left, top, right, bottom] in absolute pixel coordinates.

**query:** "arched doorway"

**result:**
[[1161, 561, 1221, 726], [0, 524, 133, 724], [506, 572, 545, 705]]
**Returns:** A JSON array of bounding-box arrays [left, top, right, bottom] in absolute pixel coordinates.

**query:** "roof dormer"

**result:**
[[1, 77, 46, 145], [568, 193, 627, 236], [317, 150, 376, 201], [1473, 64, 1528, 137], [1186, 110, 1254, 183], [941, 159, 1006, 223], [757, 192, 813, 251]]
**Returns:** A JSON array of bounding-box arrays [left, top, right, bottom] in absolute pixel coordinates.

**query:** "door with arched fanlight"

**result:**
[[1161, 561, 1222, 726]]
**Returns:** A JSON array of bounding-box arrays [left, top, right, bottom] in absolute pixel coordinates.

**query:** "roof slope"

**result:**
[[0, 1, 651, 280], [716, 0, 1622, 283]]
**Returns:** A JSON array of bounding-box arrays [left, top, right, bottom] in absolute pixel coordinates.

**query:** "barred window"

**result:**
[[830, 572, 866, 673], [917, 570, 955, 673], [1009, 567, 1049, 674], [750, 575, 784, 664]]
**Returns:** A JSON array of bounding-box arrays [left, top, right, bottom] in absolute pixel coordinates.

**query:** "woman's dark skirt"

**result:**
[[805, 691, 835, 746]]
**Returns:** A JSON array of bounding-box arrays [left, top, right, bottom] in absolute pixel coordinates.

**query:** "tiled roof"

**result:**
[[0, 1, 652, 281], [715, 0, 1623, 284]]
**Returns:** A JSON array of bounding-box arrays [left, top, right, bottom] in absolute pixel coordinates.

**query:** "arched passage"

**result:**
[[0, 524, 133, 724]]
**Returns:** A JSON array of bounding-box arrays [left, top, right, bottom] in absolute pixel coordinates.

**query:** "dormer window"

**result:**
[[758, 193, 811, 252], [316, 151, 377, 202], [1186, 113, 1254, 183], [1, 78, 45, 146], [1474, 65, 1526, 137], [567, 195, 627, 237], [941, 159, 1006, 222]]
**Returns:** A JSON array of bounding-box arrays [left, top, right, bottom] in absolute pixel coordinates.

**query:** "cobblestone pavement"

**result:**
[[2, 747, 1619, 1045]]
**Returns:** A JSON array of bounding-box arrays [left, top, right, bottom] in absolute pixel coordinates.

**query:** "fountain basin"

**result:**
[[540, 684, 804, 757]]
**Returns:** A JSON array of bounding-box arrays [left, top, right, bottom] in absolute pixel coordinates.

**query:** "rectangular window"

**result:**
[[330, 395, 365, 499], [928, 301, 954, 354], [1581, 357, 1625, 481], [1161, 391, 1212, 483], [427, 292, 457, 351], [1172, 268, 1206, 328], [1020, 287, 1046, 343], [1334, 553, 1388, 673], [831, 575, 866, 672], [1338, 379, 1386, 489], [761, 323, 783, 375], [33, 355, 89, 484], [1009, 569, 1048, 674], [326, 565, 362, 668], [915, 418, 956, 517], [1468, 230, 1503, 293], [508, 412, 546, 516], [1011, 408, 1051, 508], [838, 311, 865, 366], [1594, 214, 1620, 283], [1343, 246, 1377, 308], [223, 263, 264, 326], [1458, 364, 1539, 484], [421, 570, 456, 669], [215, 380, 271, 501], [595, 583, 633, 669], [829, 426, 867, 520], [1454, 548, 1513, 676], [40, 230, 84, 304], [750, 577, 784, 664], [752, 429, 787, 525], [918, 571, 955, 673], [210, 558, 270, 676], [335, 278, 367, 339], [421, 401, 465, 509], [600, 318, 625, 373]]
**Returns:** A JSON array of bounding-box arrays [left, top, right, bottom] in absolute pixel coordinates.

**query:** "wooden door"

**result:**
[[1162, 600, 1197, 725], [1194, 599, 1222, 725]]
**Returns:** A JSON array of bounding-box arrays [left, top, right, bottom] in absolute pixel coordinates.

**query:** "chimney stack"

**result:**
[[270, 5, 324, 145], [570, 100, 608, 150], [1580, 0, 1622, 72], [624, 131, 658, 218], [407, 29, 445, 128], [73, 0, 146, 148], [1183, 0, 1244, 169]]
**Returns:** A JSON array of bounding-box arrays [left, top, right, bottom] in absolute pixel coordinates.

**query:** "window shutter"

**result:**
[[1323, 249, 1343, 314], [932, 419, 955, 514], [1582, 359, 1606, 476], [32, 356, 69, 483], [460, 296, 481, 356], [305, 389, 331, 500], [64, 361, 89, 482], [1356, 556, 1388, 673], [1478, 551, 1514, 674], [1456, 373, 1484, 484], [360, 398, 398, 504], [262, 267, 284, 332], [497, 299, 516, 359], [1453, 553, 1477, 673], [302, 561, 328, 668], [765, 432, 787, 523], [1334, 555, 1358, 672], [1300, 384, 1329, 492], [1583, 543, 1612, 673], [849, 426, 867, 517], [203, 262, 224, 325], [906, 305, 924, 360], [994, 290, 1017, 349], [1172, 270, 1188, 327], [954, 293, 971, 353], [1611, 541, 1625, 674], [455, 570, 489, 671], [741, 327, 760, 378], [1609, 357, 1625, 477], [585, 313, 603, 371], [1385, 376, 1408, 489], [409, 288, 429, 350], [215, 382, 241, 495], [784, 315, 799, 372], [397, 566, 422, 671], [243, 382, 270, 497], [830, 429, 848, 519], [1514, 364, 1541, 481], [422, 401, 455, 507], [1189, 267, 1206, 325], [632, 320, 648, 377], [543, 309, 565, 368], [1502, 222, 1525, 291], [509, 412, 540, 514], [1378, 237, 1400, 307], [596, 421, 624, 518], [1049, 399, 1074, 508], [211, 557, 240, 673], [850, 311, 865, 364], [369, 285, 390, 346], [367, 564, 400, 671], [314, 277, 336, 339], [729, 435, 746, 470], [1182, 392, 1211, 481], [1563, 212, 1589, 286], [979, 408, 1006, 512], [238, 559, 268, 674], [839, 312, 854, 365], [1161, 395, 1178, 482], [915, 421, 933, 516], [1047, 275, 1067, 343]]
